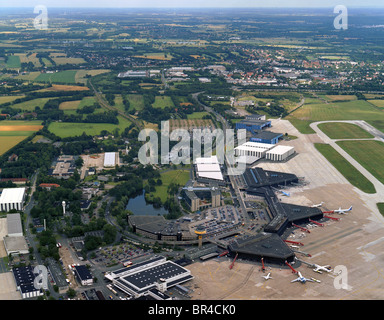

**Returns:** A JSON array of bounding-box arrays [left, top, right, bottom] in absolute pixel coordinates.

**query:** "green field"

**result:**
[[187, 111, 210, 119], [9, 97, 53, 111], [287, 100, 384, 134], [377, 203, 384, 216], [152, 96, 174, 109], [146, 169, 190, 203], [6, 55, 21, 68], [336, 140, 384, 185], [48, 115, 131, 138], [34, 70, 78, 84], [317, 122, 374, 139], [314, 143, 376, 194]]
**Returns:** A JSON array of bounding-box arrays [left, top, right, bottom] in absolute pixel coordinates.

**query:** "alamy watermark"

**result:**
[[138, 120, 247, 175], [33, 265, 48, 290], [334, 5, 348, 30], [34, 5, 48, 30]]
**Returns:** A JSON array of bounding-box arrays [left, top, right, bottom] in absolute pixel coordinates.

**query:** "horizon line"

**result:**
[[1, 6, 383, 9]]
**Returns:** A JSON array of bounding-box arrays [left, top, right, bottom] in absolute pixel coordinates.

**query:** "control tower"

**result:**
[[195, 225, 206, 249]]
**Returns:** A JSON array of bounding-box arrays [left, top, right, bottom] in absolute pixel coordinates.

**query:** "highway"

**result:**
[[191, 92, 250, 226]]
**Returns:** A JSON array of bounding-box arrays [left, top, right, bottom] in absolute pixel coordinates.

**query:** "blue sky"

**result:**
[[0, 0, 382, 8]]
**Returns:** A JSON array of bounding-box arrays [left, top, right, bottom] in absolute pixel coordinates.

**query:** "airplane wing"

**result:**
[[291, 278, 300, 283]]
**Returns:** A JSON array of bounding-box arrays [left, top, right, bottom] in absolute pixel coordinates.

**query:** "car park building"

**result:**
[[0, 187, 26, 212]]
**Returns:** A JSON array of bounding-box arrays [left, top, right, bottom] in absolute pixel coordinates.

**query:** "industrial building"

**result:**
[[3, 213, 28, 256], [104, 152, 117, 167], [266, 145, 295, 161], [234, 141, 275, 164], [48, 155, 76, 179], [105, 256, 193, 299], [12, 266, 44, 299], [194, 156, 225, 184], [235, 118, 271, 133], [250, 131, 283, 145], [74, 265, 93, 286], [0, 187, 26, 212]]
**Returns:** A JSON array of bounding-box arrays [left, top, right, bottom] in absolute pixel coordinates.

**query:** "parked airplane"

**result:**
[[311, 202, 324, 208], [334, 206, 352, 214], [262, 273, 272, 280], [313, 264, 332, 274], [291, 272, 315, 284]]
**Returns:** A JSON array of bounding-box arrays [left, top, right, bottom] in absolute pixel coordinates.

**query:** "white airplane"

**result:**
[[313, 264, 332, 274], [262, 273, 272, 280], [311, 202, 324, 208], [291, 272, 315, 284], [334, 206, 352, 214]]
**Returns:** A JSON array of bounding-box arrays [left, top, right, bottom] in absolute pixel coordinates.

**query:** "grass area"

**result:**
[[367, 120, 384, 133], [9, 97, 53, 111], [0, 136, 27, 155], [317, 122, 374, 139], [48, 115, 131, 138], [152, 96, 174, 109], [336, 140, 384, 185], [6, 55, 21, 68], [187, 111, 210, 119], [377, 203, 384, 216], [314, 143, 376, 194], [287, 119, 316, 134], [127, 94, 145, 111], [287, 99, 384, 133], [34, 70, 78, 84], [146, 169, 190, 203]]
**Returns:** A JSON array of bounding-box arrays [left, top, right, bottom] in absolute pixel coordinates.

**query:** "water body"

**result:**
[[125, 192, 168, 216]]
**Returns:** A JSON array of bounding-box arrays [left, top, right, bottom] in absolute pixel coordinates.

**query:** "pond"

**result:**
[[125, 191, 168, 216]]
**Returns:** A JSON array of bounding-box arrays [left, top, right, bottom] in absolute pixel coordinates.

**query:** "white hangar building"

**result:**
[[0, 188, 26, 212]]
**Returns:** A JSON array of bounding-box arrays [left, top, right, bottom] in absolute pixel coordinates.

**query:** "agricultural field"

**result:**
[[47, 115, 131, 138], [5, 55, 21, 68], [132, 52, 173, 60], [317, 122, 374, 139], [367, 100, 384, 108], [336, 140, 384, 185], [146, 169, 190, 203], [0, 136, 27, 156], [314, 143, 376, 194], [169, 118, 215, 131], [34, 70, 79, 84], [0, 120, 43, 155], [59, 96, 97, 111], [8, 97, 53, 112]]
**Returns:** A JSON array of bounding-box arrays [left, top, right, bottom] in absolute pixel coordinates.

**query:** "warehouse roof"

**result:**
[[0, 188, 25, 204], [104, 152, 116, 167], [7, 213, 23, 236], [195, 156, 224, 181], [266, 145, 294, 155]]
